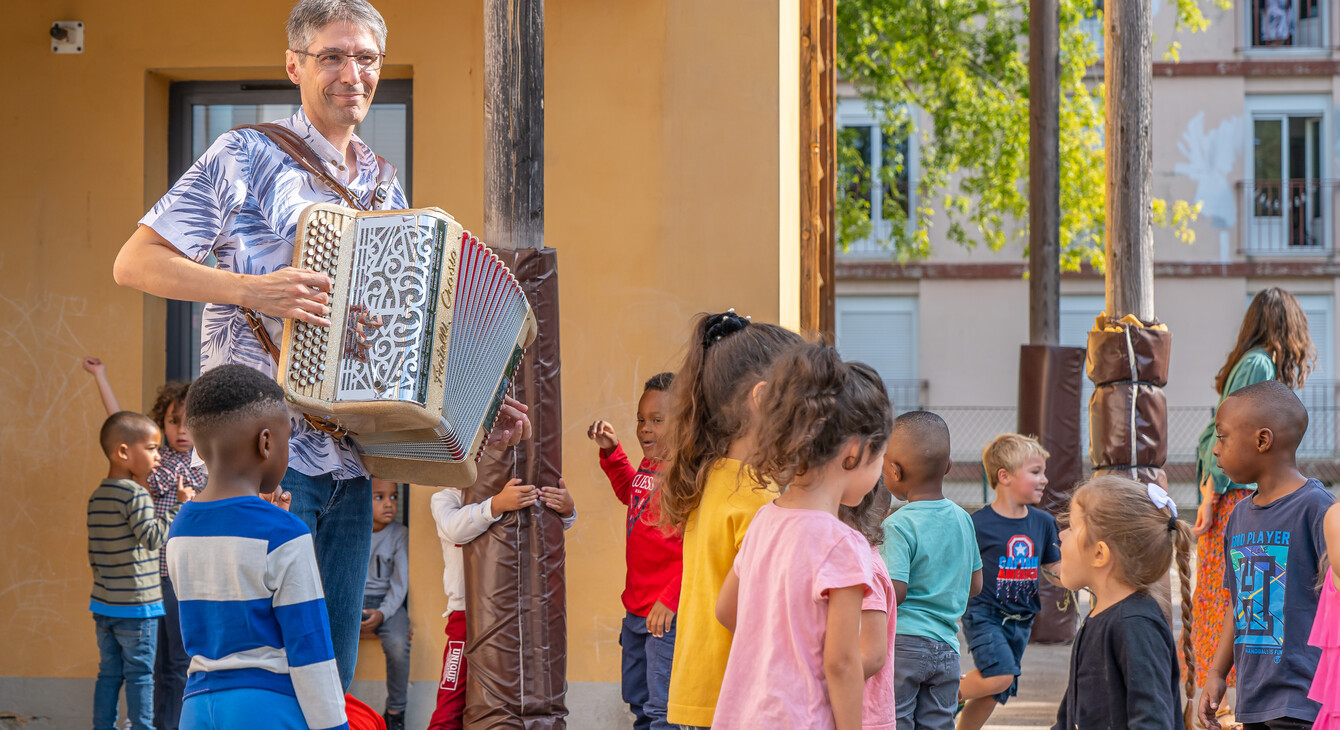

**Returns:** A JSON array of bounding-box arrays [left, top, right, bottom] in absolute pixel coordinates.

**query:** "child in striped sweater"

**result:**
[[166, 364, 347, 730], [88, 411, 195, 730]]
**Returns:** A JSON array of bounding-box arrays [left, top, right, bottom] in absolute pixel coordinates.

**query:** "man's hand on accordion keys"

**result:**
[[243, 267, 333, 327], [485, 396, 533, 450]]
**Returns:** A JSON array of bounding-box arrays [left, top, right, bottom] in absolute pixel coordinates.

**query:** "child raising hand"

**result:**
[[590, 372, 682, 730]]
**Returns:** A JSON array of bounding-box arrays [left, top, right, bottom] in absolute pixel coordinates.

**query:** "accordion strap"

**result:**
[[240, 307, 349, 439], [226, 121, 399, 442]]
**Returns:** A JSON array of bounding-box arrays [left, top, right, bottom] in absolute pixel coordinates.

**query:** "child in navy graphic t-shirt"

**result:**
[[958, 434, 1061, 730], [1199, 381, 1335, 729]]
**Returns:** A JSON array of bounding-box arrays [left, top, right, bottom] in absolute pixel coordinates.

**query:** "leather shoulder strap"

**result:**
[[234, 122, 368, 211]]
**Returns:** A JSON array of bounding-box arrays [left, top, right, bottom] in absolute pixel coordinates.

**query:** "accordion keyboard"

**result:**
[[287, 208, 353, 397]]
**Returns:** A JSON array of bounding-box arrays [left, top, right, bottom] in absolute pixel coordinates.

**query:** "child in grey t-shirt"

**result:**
[[880, 412, 982, 730], [362, 478, 410, 730], [1200, 381, 1336, 728]]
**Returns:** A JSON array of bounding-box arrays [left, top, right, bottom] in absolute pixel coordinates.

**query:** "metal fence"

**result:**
[[920, 399, 1340, 510]]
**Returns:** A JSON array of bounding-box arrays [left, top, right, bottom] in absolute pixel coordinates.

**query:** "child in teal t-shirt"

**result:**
[[880, 411, 982, 730]]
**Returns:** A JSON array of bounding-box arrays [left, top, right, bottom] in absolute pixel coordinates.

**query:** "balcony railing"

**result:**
[[1239, 178, 1334, 255], [1250, 0, 1326, 48]]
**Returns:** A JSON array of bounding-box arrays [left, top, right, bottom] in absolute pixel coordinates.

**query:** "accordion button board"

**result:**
[[278, 203, 539, 487]]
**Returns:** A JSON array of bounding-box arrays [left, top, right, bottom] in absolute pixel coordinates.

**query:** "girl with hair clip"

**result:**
[[840, 485, 897, 730], [712, 343, 893, 730], [659, 310, 804, 729], [1053, 476, 1196, 730], [1191, 287, 1315, 704]]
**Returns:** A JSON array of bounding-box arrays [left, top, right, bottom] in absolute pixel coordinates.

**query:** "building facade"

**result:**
[[834, 1, 1340, 507], [3, 1, 803, 725]]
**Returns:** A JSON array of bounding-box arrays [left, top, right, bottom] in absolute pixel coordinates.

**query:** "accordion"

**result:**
[[278, 203, 538, 487]]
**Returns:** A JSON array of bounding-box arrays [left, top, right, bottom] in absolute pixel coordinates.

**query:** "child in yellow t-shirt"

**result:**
[[657, 310, 803, 728]]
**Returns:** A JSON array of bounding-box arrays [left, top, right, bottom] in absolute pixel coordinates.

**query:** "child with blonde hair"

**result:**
[[957, 434, 1060, 730], [714, 343, 892, 729], [658, 311, 803, 729], [1054, 475, 1195, 729]]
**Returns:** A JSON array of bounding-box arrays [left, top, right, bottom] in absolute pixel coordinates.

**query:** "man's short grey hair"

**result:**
[[287, 0, 388, 52]]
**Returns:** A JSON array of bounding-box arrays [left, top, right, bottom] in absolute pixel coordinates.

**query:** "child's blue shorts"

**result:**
[[961, 603, 1035, 705]]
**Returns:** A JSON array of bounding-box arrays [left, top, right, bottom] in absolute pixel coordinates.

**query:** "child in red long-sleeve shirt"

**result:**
[[588, 372, 682, 730]]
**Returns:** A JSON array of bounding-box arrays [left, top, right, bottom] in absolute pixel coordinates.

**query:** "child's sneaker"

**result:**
[[383, 711, 405, 730]]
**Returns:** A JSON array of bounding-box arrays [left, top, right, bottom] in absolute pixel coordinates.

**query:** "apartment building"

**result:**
[[834, 0, 1340, 504]]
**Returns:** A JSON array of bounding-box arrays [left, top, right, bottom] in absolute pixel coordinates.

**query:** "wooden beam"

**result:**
[[1104, 0, 1155, 320], [1028, 0, 1060, 345], [799, 0, 836, 338], [484, 0, 544, 251]]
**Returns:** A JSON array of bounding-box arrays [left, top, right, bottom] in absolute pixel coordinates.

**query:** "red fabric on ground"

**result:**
[[346, 694, 387, 730]]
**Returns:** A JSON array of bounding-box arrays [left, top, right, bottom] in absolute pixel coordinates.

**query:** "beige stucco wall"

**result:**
[[1, 0, 799, 697]]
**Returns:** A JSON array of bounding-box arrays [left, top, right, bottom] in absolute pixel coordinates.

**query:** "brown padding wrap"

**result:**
[[1087, 383, 1169, 468], [1085, 323, 1172, 386], [1017, 345, 1086, 644], [462, 247, 567, 729]]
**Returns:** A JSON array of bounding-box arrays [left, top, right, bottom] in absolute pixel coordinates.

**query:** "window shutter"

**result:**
[[835, 297, 919, 409]]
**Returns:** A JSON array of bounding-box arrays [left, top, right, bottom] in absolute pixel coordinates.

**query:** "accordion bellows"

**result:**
[[278, 203, 538, 486]]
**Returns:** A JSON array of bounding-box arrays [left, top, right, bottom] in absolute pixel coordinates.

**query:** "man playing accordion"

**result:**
[[113, 0, 532, 697]]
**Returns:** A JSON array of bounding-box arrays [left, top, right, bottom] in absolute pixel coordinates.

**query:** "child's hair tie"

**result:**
[[703, 308, 751, 349], [1146, 482, 1178, 530]]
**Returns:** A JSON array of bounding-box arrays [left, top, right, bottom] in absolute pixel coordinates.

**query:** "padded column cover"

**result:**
[[463, 247, 568, 728], [1017, 345, 1086, 644], [1087, 319, 1173, 488]]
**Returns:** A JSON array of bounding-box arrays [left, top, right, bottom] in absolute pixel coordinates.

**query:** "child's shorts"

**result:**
[[961, 603, 1034, 705]]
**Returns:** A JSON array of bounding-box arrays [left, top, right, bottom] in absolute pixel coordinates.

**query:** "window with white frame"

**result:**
[[1244, 95, 1331, 256], [834, 296, 921, 411], [836, 99, 917, 256], [1248, 0, 1326, 49]]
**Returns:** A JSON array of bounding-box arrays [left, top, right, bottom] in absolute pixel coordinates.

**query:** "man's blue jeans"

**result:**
[[93, 614, 158, 730], [620, 611, 676, 730], [283, 467, 372, 690]]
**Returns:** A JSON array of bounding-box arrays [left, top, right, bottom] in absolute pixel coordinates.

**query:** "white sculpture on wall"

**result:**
[[1173, 111, 1245, 229]]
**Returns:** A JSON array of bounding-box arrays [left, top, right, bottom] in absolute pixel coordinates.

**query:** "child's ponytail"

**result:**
[[748, 343, 893, 486], [658, 312, 803, 531], [1172, 518, 1196, 728]]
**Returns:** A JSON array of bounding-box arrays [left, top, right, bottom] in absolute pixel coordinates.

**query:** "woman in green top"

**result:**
[[1190, 287, 1315, 702]]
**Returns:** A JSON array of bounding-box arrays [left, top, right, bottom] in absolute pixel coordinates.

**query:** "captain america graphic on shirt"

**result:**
[[969, 505, 1060, 617], [997, 535, 1040, 603]]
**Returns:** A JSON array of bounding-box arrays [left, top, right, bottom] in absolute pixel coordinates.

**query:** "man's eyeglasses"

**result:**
[[291, 49, 385, 72]]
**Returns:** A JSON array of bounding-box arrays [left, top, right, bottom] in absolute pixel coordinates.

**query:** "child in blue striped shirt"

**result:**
[[166, 364, 347, 730]]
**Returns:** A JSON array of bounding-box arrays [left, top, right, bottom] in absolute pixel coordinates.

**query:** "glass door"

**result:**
[[163, 80, 412, 381], [1250, 114, 1322, 252]]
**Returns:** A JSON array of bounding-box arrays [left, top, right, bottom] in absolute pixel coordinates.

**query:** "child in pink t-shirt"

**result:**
[[841, 483, 897, 730], [713, 344, 893, 730]]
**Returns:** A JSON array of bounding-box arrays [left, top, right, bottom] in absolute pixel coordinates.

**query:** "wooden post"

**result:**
[[1029, 0, 1060, 346], [800, 0, 836, 338], [469, 2, 568, 727], [1104, 0, 1154, 320], [485, 0, 544, 252]]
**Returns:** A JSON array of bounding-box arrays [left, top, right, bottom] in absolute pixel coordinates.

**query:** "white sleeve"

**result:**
[[431, 488, 501, 545]]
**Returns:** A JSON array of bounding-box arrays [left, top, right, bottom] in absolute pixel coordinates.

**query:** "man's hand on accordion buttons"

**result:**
[[486, 397, 532, 450], [244, 267, 333, 327], [540, 479, 574, 518], [491, 478, 538, 517]]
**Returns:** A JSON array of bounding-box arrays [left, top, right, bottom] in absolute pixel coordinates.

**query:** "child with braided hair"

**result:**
[[1053, 476, 1195, 730]]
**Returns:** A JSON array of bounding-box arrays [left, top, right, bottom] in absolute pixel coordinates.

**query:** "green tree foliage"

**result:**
[[835, 0, 1224, 269]]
